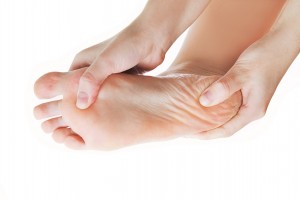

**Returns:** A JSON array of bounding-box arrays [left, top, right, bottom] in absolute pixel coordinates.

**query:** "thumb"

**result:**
[[76, 58, 114, 109], [199, 71, 242, 107], [75, 34, 156, 109], [76, 43, 143, 109]]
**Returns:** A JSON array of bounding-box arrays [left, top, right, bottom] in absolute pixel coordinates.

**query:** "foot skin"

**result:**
[[34, 67, 241, 150]]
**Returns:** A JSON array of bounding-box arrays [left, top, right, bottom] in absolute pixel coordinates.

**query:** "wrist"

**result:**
[[135, 0, 211, 51], [245, 26, 299, 68], [239, 27, 298, 86], [269, 0, 300, 51], [109, 19, 168, 70], [130, 15, 173, 53]]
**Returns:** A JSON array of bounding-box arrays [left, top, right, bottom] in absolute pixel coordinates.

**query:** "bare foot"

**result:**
[[34, 67, 241, 150]]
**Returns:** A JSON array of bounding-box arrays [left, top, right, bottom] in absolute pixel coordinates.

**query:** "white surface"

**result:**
[[0, 0, 299, 200]]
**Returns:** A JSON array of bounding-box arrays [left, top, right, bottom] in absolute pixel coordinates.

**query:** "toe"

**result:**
[[34, 100, 62, 120], [52, 127, 74, 143], [34, 68, 87, 99], [41, 117, 68, 133], [64, 134, 85, 150], [34, 72, 65, 99]]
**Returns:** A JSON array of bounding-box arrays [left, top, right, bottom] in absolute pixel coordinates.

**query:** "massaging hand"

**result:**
[[70, 0, 211, 109], [70, 22, 168, 109], [199, 0, 300, 138]]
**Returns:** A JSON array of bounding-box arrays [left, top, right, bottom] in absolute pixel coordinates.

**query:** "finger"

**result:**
[[123, 66, 149, 75], [199, 69, 243, 107], [70, 40, 113, 71], [69, 50, 95, 71], [34, 72, 66, 99], [33, 100, 62, 120], [75, 59, 110, 109], [196, 105, 257, 140], [52, 127, 75, 143], [41, 117, 68, 133], [76, 44, 143, 109], [64, 134, 85, 150]]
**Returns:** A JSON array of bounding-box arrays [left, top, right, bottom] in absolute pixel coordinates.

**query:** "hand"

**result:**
[[71, 22, 167, 109], [198, 24, 300, 138], [70, 37, 157, 75], [70, 0, 212, 109]]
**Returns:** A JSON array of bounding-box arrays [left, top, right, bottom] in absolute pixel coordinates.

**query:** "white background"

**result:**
[[0, 0, 299, 200]]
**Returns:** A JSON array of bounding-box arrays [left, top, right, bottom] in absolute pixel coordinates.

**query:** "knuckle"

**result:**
[[219, 79, 231, 92], [211, 127, 233, 139], [218, 73, 240, 93], [218, 79, 233, 97], [217, 124, 237, 138], [229, 67, 249, 85], [81, 71, 98, 84], [75, 49, 87, 59], [222, 130, 234, 138], [71, 49, 93, 70], [254, 109, 266, 120], [96, 55, 116, 71], [250, 105, 267, 120]]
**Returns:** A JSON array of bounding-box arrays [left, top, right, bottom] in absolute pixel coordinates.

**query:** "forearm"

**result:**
[[255, 29, 299, 86], [271, 0, 300, 40], [266, 0, 300, 57], [241, 0, 300, 81], [136, 0, 211, 51]]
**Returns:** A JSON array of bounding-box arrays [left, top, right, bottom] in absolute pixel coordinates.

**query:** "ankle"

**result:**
[[161, 61, 226, 76]]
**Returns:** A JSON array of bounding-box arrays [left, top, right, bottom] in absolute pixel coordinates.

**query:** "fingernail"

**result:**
[[76, 91, 89, 109], [199, 92, 212, 107]]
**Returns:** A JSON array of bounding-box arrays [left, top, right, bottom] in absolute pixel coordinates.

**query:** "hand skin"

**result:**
[[199, 0, 300, 138], [72, 0, 211, 110]]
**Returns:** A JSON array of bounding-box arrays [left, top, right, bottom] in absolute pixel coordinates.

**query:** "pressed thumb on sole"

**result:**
[[199, 74, 242, 107], [75, 63, 110, 109]]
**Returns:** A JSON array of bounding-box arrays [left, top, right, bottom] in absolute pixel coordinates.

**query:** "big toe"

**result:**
[[34, 72, 65, 99], [34, 68, 87, 99]]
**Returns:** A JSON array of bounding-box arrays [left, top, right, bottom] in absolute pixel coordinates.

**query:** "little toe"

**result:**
[[52, 127, 74, 143], [41, 117, 68, 133], [34, 100, 61, 120], [34, 72, 65, 99], [64, 134, 85, 150]]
